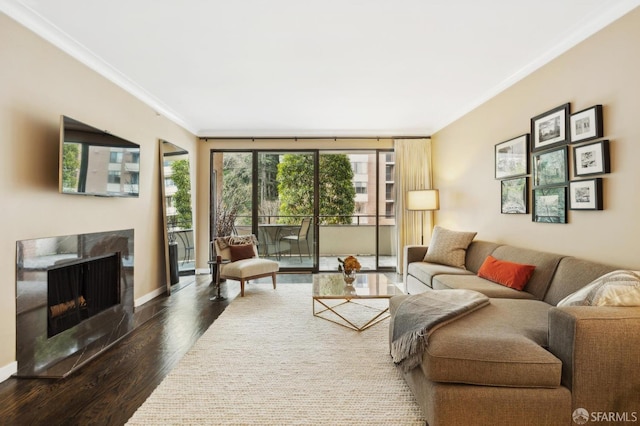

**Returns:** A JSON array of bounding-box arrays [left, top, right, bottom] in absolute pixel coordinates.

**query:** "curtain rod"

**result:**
[[199, 135, 430, 141]]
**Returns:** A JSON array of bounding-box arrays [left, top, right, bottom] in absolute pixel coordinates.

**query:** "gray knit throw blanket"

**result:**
[[391, 289, 490, 372]]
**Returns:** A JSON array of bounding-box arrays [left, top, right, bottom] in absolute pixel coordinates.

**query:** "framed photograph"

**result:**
[[495, 134, 529, 179], [533, 186, 567, 223], [532, 146, 568, 187], [569, 178, 603, 210], [570, 105, 603, 143], [573, 140, 610, 177], [501, 177, 528, 214], [531, 103, 570, 152]]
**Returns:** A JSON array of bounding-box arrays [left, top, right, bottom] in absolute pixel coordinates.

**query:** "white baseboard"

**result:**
[[134, 286, 166, 307], [196, 268, 210, 275], [0, 361, 17, 383]]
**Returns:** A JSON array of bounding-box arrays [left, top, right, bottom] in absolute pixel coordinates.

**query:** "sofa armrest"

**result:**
[[404, 244, 428, 264], [403, 245, 428, 286], [548, 306, 640, 413]]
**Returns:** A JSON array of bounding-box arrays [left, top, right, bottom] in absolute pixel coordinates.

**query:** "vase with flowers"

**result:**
[[338, 255, 361, 285]]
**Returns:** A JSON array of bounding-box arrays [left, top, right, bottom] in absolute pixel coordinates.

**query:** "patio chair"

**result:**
[[280, 217, 312, 262], [212, 235, 279, 297]]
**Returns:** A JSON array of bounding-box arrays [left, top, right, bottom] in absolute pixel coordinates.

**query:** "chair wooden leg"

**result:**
[[272, 272, 277, 290], [240, 280, 245, 297]]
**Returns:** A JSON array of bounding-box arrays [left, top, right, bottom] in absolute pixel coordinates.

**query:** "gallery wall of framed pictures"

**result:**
[[494, 102, 610, 223]]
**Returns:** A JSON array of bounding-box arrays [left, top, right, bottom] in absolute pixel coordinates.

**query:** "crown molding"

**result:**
[[432, 0, 640, 134], [0, 0, 197, 134]]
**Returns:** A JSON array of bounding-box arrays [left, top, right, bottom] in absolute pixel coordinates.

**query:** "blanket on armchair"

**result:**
[[391, 289, 490, 372]]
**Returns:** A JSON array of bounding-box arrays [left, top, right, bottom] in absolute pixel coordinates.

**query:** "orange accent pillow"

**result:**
[[229, 244, 255, 262], [477, 255, 535, 291]]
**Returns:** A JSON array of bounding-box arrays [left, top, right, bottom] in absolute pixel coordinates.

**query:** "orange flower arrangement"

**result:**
[[338, 256, 362, 274]]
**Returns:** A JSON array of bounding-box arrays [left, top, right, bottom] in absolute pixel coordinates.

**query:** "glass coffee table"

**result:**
[[312, 272, 403, 331]]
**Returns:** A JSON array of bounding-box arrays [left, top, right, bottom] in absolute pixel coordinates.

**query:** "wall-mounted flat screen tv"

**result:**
[[59, 115, 140, 197]]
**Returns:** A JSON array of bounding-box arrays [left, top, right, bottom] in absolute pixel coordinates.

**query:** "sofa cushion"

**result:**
[[423, 226, 477, 269], [489, 245, 563, 300], [477, 255, 536, 291], [407, 262, 473, 290], [464, 240, 503, 273], [557, 270, 640, 307], [543, 257, 617, 305], [433, 274, 537, 299], [421, 299, 561, 388]]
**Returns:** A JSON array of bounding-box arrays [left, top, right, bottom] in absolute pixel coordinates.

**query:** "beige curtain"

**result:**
[[394, 138, 434, 273]]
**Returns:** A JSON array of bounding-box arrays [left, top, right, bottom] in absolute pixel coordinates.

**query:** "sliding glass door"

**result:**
[[257, 151, 317, 270], [211, 150, 318, 272], [211, 148, 396, 272]]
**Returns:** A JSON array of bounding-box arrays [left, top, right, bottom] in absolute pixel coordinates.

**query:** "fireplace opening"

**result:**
[[47, 253, 121, 338]]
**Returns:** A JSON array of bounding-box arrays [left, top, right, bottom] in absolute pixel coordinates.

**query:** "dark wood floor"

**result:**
[[0, 275, 237, 426]]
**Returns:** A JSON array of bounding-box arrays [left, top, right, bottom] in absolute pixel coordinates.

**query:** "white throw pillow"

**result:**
[[557, 270, 640, 307], [423, 226, 477, 269]]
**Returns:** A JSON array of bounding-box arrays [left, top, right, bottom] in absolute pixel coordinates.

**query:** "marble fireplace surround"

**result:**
[[16, 229, 135, 378]]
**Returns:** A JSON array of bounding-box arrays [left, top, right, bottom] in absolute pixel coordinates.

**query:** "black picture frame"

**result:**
[[532, 146, 568, 187], [533, 186, 567, 223], [501, 177, 528, 214], [570, 105, 603, 143], [573, 140, 610, 177], [495, 134, 529, 179], [569, 178, 603, 210], [531, 103, 570, 152]]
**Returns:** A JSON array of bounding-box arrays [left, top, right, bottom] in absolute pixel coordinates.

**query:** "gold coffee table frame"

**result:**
[[312, 273, 402, 331]]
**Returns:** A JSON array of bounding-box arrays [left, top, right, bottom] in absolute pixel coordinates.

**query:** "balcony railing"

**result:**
[[231, 215, 396, 259]]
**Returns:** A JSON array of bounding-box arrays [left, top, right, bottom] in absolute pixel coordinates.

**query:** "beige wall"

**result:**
[[432, 7, 640, 270], [0, 14, 197, 370]]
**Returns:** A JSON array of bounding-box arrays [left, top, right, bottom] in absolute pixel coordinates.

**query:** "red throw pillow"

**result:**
[[477, 255, 535, 291], [229, 244, 255, 262]]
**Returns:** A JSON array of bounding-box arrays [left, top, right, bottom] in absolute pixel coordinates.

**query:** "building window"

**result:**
[[110, 151, 123, 163], [385, 203, 394, 217], [108, 171, 121, 184], [355, 181, 367, 194], [385, 164, 394, 181], [385, 183, 394, 200], [352, 162, 367, 174]]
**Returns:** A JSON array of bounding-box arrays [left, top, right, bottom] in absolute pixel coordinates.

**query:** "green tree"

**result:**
[[219, 153, 280, 226], [277, 154, 355, 225], [221, 153, 252, 224], [61, 143, 80, 190], [171, 159, 192, 229]]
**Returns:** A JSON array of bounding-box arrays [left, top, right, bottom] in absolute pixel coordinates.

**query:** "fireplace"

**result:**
[[47, 253, 121, 337], [16, 229, 134, 378]]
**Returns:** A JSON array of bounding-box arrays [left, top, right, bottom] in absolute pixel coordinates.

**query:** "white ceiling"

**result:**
[[2, 0, 639, 137]]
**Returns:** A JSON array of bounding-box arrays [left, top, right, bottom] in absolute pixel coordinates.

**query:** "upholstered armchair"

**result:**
[[212, 235, 279, 297]]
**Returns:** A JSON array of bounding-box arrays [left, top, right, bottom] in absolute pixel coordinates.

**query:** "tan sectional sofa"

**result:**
[[391, 241, 640, 426]]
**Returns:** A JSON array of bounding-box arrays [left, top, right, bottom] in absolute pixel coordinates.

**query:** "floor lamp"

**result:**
[[406, 189, 440, 245]]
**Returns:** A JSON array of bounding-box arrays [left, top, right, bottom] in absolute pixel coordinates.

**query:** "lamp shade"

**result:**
[[406, 189, 440, 211]]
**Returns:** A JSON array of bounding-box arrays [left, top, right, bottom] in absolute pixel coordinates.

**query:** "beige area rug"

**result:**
[[127, 284, 425, 425]]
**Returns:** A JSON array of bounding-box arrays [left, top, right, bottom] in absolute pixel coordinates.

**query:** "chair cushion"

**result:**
[[221, 258, 279, 279], [214, 235, 259, 261], [229, 244, 255, 261]]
